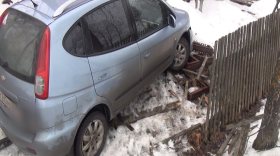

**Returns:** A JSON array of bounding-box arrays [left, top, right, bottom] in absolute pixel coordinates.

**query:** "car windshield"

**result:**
[[0, 9, 46, 83]]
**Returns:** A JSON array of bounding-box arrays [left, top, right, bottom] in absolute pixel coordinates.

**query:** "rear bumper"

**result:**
[[0, 108, 83, 156]]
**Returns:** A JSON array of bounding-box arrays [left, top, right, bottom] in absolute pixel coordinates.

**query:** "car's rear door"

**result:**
[[84, 0, 141, 112], [127, 0, 176, 78], [0, 9, 46, 129]]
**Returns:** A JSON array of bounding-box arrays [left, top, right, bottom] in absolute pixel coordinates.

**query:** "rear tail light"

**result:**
[[35, 27, 50, 100], [0, 9, 8, 26]]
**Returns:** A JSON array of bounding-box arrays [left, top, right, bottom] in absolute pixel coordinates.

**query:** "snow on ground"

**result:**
[[0, 0, 279, 156], [245, 100, 280, 156], [101, 73, 206, 156], [167, 0, 276, 46]]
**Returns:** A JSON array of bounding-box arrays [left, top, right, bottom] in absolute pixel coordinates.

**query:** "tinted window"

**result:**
[[83, 0, 133, 54], [0, 9, 46, 82], [64, 22, 85, 56], [128, 0, 167, 38]]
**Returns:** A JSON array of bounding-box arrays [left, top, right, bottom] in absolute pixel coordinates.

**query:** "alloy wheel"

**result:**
[[174, 43, 187, 67], [82, 120, 104, 156]]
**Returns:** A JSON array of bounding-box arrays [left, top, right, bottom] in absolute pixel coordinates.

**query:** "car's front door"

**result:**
[[84, 0, 141, 111], [127, 0, 176, 78]]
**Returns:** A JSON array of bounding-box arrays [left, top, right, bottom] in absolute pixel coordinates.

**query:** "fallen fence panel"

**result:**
[[205, 11, 280, 140]]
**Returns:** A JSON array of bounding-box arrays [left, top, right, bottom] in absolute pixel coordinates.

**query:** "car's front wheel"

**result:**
[[170, 38, 190, 71], [75, 112, 108, 156]]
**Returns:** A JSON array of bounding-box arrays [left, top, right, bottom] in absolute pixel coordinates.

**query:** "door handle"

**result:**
[[144, 52, 151, 59]]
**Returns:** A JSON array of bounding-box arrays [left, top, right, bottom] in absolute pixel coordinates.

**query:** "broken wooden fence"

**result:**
[[205, 11, 280, 139]]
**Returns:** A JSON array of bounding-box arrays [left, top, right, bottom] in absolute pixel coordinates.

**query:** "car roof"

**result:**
[[16, 0, 91, 18]]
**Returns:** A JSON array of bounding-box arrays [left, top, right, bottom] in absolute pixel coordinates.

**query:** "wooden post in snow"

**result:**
[[253, 57, 280, 150]]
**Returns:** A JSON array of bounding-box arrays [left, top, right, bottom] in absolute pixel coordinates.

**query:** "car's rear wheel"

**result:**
[[75, 112, 108, 156], [170, 38, 190, 71]]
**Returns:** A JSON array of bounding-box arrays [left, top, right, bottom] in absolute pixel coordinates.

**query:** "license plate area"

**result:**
[[0, 91, 21, 121]]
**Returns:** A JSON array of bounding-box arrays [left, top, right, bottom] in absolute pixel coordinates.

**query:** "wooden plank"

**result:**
[[266, 15, 273, 93], [211, 37, 222, 133], [265, 15, 271, 94], [213, 37, 226, 132], [206, 40, 218, 140], [160, 124, 201, 145], [269, 14, 275, 95], [225, 33, 232, 124], [232, 125, 250, 156], [259, 18, 265, 98], [226, 114, 263, 130], [248, 22, 255, 110], [220, 36, 229, 126], [182, 69, 208, 79], [240, 25, 247, 113], [264, 16, 269, 95], [216, 129, 236, 156], [246, 23, 253, 110], [218, 35, 228, 127], [251, 19, 258, 105], [232, 29, 239, 122], [237, 27, 245, 116], [255, 19, 261, 99], [271, 13, 278, 89], [241, 24, 248, 112], [196, 56, 209, 80], [120, 101, 181, 124], [238, 27, 245, 118], [223, 34, 231, 124], [256, 18, 263, 101], [229, 29, 236, 122]]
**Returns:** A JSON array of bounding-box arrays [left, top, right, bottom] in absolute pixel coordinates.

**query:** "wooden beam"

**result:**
[[160, 124, 201, 145], [122, 100, 181, 124], [226, 114, 263, 130], [233, 125, 250, 156], [217, 129, 236, 156]]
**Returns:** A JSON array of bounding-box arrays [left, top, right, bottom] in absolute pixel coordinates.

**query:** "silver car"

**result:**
[[0, 0, 193, 155]]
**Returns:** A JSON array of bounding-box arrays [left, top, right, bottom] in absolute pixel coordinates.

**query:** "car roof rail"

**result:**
[[53, 0, 77, 17]]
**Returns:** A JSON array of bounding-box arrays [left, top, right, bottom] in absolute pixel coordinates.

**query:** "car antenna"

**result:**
[[30, 0, 38, 8]]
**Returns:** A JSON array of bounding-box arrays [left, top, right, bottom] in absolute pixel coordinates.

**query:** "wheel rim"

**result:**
[[174, 43, 187, 67], [82, 120, 104, 156]]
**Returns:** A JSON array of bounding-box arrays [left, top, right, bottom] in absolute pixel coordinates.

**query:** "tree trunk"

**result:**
[[195, 0, 198, 9], [273, 0, 280, 13], [199, 0, 204, 12], [253, 58, 280, 150]]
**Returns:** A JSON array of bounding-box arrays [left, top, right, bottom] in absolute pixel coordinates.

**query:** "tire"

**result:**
[[170, 38, 190, 71], [75, 112, 108, 156]]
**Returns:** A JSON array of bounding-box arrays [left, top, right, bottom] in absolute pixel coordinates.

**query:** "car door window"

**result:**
[[128, 0, 167, 39], [63, 22, 86, 56], [83, 0, 134, 55]]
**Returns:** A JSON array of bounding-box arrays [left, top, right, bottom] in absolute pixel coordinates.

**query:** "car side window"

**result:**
[[83, 0, 134, 55], [128, 0, 167, 39], [63, 22, 86, 56]]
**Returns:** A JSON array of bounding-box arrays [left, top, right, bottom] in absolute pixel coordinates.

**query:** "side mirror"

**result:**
[[168, 14, 176, 28]]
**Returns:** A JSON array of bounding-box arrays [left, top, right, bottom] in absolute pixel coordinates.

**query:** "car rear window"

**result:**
[[0, 9, 46, 83]]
